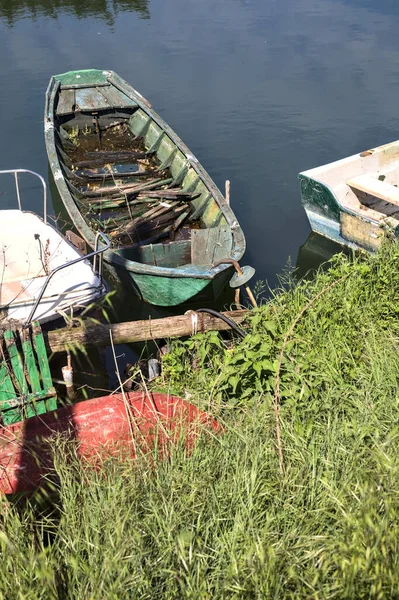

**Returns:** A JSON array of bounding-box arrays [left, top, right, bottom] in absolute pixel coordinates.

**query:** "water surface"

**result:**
[[1, 0, 398, 290]]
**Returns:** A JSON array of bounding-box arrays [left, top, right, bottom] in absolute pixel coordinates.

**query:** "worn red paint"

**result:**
[[0, 392, 219, 495]]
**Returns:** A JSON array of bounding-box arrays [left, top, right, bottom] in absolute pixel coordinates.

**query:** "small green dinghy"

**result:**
[[45, 69, 247, 306]]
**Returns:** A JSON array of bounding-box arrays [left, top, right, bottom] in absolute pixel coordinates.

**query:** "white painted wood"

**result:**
[[347, 175, 399, 207]]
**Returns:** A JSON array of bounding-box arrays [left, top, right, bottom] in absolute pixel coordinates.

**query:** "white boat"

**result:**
[[299, 140, 399, 251], [0, 169, 109, 326]]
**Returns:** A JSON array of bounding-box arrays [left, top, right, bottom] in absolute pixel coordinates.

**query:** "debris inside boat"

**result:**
[[64, 125, 201, 248]]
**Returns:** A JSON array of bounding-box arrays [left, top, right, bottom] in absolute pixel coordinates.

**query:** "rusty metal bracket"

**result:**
[[66, 230, 87, 254]]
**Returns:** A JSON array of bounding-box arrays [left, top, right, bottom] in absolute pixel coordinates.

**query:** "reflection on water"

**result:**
[[0, 0, 149, 26], [295, 232, 353, 281], [1, 0, 399, 290]]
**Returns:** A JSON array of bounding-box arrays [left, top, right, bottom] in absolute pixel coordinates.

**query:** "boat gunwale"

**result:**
[[45, 71, 246, 280], [298, 173, 381, 227]]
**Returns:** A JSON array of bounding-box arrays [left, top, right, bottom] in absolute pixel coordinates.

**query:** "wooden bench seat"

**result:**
[[347, 174, 399, 207]]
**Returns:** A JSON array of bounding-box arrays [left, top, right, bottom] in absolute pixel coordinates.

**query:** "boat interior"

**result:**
[[53, 82, 233, 269], [301, 140, 399, 227]]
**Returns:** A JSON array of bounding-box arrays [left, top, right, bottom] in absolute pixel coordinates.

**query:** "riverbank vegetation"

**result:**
[[3, 242, 399, 598]]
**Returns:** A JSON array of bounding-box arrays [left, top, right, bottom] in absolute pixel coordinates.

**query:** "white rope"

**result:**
[[185, 310, 198, 336]]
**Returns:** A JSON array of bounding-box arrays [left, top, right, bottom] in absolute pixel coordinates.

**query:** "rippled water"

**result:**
[[1, 0, 399, 290]]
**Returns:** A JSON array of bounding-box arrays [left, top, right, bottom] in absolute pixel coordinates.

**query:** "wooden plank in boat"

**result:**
[[99, 85, 138, 108], [347, 174, 399, 207], [340, 211, 382, 251], [56, 89, 75, 115], [139, 240, 192, 267], [191, 227, 232, 266], [75, 88, 111, 111]]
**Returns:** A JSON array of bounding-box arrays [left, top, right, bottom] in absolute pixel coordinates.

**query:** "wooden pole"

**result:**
[[45, 310, 249, 354], [225, 180, 231, 205]]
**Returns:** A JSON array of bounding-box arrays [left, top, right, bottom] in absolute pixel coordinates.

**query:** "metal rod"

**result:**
[[0, 169, 48, 223], [14, 172, 21, 210], [213, 258, 258, 308], [24, 230, 110, 327]]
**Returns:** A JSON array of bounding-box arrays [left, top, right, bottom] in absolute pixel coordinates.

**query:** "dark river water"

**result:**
[[1, 0, 399, 291]]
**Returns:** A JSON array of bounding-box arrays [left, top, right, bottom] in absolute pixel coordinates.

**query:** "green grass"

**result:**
[[3, 243, 399, 598]]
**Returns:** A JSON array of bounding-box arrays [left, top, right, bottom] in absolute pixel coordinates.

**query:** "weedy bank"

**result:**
[[3, 243, 399, 598]]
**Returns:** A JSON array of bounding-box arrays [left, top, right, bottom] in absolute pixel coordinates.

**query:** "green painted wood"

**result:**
[[0, 325, 57, 424], [158, 147, 177, 170], [191, 227, 233, 265], [32, 323, 54, 392], [21, 330, 50, 417], [21, 332, 41, 394], [57, 89, 75, 116], [4, 330, 28, 397], [0, 362, 22, 424], [55, 69, 109, 87], [139, 240, 192, 267], [131, 272, 210, 306]]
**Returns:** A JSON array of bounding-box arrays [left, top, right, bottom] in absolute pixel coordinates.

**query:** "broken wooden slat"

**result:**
[[21, 330, 41, 394], [79, 177, 172, 199], [4, 330, 29, 397], [99, 85, 138, 108], [138, 189, 200, 200], [74, 158, 144, 169], [110, 202, 178, 237], [32, 323, 56, 403], [0, 362, 21, 424], [170, 207, 192, 240], [74, 163, 145, 180], [56, 89, 75, 116], [20, 330, 50, 417]]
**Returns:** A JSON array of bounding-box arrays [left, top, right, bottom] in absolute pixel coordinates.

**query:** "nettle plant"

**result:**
[[161, 240, 399, 415]]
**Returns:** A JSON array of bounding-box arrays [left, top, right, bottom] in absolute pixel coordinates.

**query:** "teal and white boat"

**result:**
[[299, 140, 399, 251], [45, 69, 247, 306]]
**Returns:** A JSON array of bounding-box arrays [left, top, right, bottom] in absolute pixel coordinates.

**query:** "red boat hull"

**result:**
[[0, 392, 218, 495]]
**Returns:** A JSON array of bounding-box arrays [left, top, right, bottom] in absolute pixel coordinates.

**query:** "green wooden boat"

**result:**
[[45, 69, 247, 306]]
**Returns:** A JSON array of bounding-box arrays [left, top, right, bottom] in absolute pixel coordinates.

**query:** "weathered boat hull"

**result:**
[[299, 140, 399, 251], [0, 391, 219, 495], [45, 69, 246, 306], [110, 259, 232, 306]]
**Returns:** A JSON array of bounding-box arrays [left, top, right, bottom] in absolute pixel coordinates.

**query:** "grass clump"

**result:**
[[3, 243, 399, 598]]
